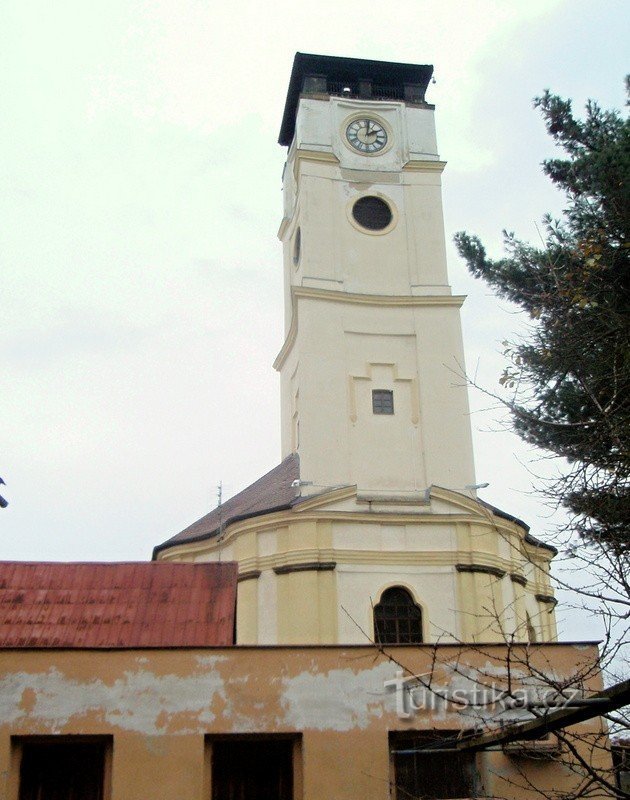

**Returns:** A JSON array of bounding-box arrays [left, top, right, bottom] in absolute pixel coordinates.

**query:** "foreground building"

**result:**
[[0, 561, 607, 799], [0, 54, 615, 800]]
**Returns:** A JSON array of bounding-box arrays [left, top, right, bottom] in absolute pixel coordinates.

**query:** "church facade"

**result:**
[[0, 53, 614, 800], [154, 53, 558, 651]]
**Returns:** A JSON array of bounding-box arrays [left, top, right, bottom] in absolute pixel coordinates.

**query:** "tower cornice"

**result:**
[[273, 286, 467, 370], [403, 159, 447, 172]]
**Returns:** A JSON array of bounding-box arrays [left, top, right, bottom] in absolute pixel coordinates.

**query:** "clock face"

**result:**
[[346, 118, 388, 153]]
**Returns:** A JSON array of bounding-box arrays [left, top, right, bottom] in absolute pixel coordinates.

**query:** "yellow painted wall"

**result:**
[[159, 490, 557, 647], [0, 644, 604, 800]]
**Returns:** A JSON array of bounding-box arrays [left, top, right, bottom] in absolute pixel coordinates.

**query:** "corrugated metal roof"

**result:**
[[0, 561, 237, 648]]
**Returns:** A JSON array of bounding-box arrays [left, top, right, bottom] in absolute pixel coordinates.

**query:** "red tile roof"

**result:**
[[0, 561, 237, 648], [153, 453, 301, 557]]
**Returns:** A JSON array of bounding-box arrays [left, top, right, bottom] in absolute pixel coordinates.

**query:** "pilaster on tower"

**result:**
[[275, 53, 477, 498]]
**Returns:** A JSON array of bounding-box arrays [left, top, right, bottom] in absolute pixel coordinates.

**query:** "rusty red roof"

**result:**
[[153, 453, 301, 557], [0, 561, 237, 648]]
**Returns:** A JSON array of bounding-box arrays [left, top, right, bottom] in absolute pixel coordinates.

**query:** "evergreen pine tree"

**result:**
[[455, 80, 630, 554]]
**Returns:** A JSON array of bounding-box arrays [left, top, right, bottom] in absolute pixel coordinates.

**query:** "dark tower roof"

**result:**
[[279, 52, 434, 146]]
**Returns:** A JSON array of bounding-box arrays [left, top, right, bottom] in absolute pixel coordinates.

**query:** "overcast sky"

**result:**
[[1, 1, 628, 638]]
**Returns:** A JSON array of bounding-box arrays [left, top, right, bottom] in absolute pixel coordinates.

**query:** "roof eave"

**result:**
[[152, 501, 295, 559], [279, 52, 434, 146]]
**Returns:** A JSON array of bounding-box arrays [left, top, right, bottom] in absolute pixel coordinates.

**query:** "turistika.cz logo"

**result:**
[[384, 670, 582, 720]]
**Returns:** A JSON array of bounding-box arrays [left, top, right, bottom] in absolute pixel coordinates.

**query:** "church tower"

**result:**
[[276, 53, 476, 498], [154, 54, 558, 649]]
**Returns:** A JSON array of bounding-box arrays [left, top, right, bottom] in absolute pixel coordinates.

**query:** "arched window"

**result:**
[[374, 586, 423, 644]]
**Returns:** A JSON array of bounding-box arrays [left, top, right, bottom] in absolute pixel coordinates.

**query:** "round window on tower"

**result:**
[[350, 195, 396, 234], [292, 227, 301, 267]]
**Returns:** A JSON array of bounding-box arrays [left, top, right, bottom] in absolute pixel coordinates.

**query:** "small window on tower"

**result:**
[[352, 196, 393, 231], [292, 227, 301, 266], [372, 389, 394, 415]]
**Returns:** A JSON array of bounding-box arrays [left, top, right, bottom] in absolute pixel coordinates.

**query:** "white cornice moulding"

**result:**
[[273, 286, 467, 370], [403, 159, 447, 172], [356, 490, 430, 505]]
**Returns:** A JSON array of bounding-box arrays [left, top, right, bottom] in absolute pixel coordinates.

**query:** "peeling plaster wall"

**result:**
[[0, 644, 603, 800]]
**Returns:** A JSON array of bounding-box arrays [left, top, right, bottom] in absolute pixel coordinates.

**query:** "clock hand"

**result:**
[[365, 119, 371, 136]]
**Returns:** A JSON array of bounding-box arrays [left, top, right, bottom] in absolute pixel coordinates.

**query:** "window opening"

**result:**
[[18, 739, 108, 800], [612, 744, 630, 793], [526, 611, 537, 643], [390, 731, 479, 799], [372, 389, 394, 415], [352, 196, 392, 231], [292, 227, 301, 266], [374, 586, 423, 644], [212, 738, 294, 800]]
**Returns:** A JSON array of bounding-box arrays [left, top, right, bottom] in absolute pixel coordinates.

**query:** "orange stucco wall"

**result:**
[[0, 643, 605, 799]]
